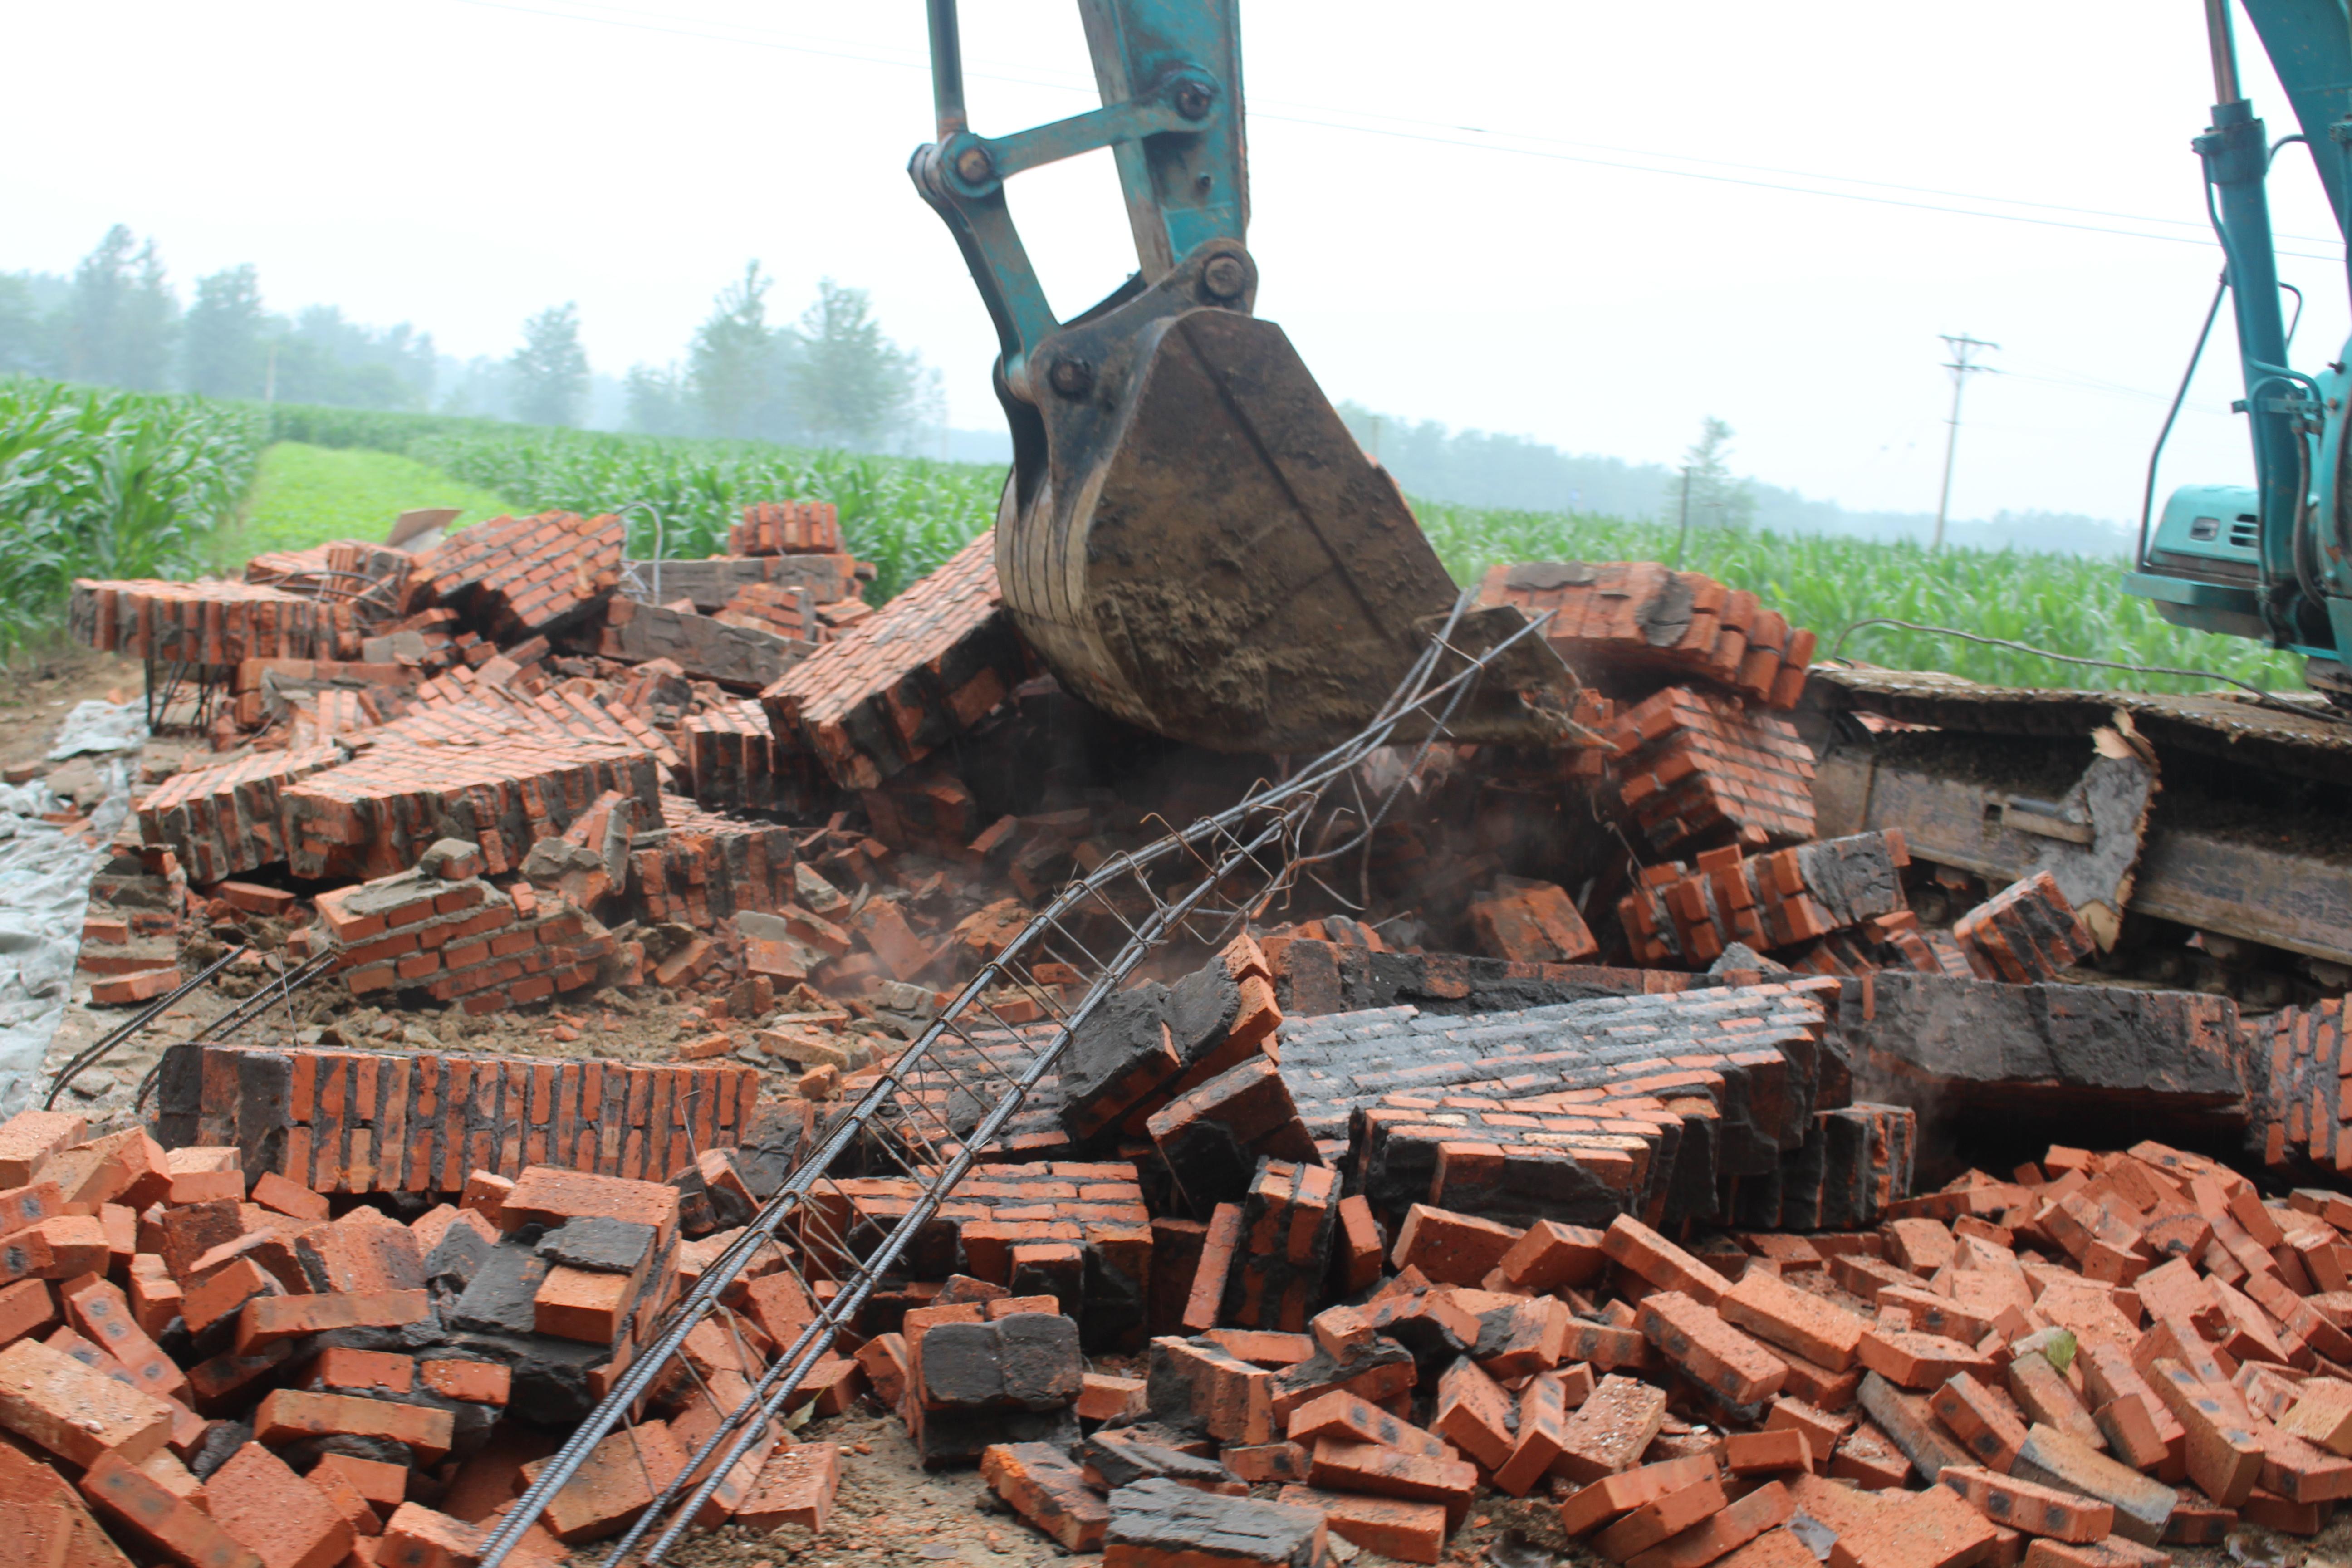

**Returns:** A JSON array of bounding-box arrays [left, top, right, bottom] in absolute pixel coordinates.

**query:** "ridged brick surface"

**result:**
[[155, 1041, 760, 1194], [71, 578, 358, 666]]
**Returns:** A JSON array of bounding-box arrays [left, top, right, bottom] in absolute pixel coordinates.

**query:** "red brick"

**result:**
[[1592, 1474, 1730, 1561], [1606, 1214, 1734, 1305], [0, 1113, 85, 1189], [206, 1442, 357, 1568], [1640, 1291, 1790, 1407], [1721, 1268, 1867, 1372], [0, 1216, 110, 1284], [735, 1442, 840, 1534], [1860, 1330, 1996, 1390], [1499, 1218, 1610, 1292], [1225, 1442, 1311, 1485], [1627, 1479, 1795, 1568], [1933, 1372, 2032, 1474], [1391, 1205, 1522, 1288], [0, 1277, 59, 1348], [182, 1258, 274, 1337], [980, 1442, 1108, 1552], [304, 1348, 413, 1396], [0, 1337, 172, 1466], [1288, 1391, 1453, 1459], [1308, 1439, 1478, 1527], [252, 1390, 454, 1465], [1833, 1421, 1913, 1490], [238, 1290, 428, 1354], [419, 1359, 509, 1406], [250, 1173, 329, 1223], [497, 1166, 679, 1246], [308, 1455, 408, 1515], [1767, 1394, 1854, 1467], [375, 1504, 483, 1568], [304, 1464, 382, 1538], [1494, 1368, 1578, 1497], [1938, 1464, 2116, 1543], [1725, 1430, 1811, 1475], [1826, 1480, 1999, 1568], [1558, 1374, 1671, 1484], [90, 969, 183, 1006], [1433, 1354, 1517, 1472], [2145, 1361, 2263, 1505], [1336, 1196, 1385, 1293], [60, 1277, 185, 1402], [1560, 1456, 1723, 1536], [1278, 1485, 1446, 1564], [79, 1450, 263, 1568]]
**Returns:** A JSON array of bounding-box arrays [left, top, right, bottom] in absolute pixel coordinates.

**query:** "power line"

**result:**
[[440, 0, 2349, 262]]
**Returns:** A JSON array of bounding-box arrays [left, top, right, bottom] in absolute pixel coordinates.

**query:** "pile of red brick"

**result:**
[[0, 1102, 864, 1568], [931, 1135, 2352, 1568]]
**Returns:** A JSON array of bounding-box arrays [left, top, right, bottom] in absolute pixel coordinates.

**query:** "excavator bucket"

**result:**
[[995, 244, 1568, 753], [914, 2, 1570, 751]]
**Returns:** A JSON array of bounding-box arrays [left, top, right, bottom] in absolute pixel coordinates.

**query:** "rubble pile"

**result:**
[[25, 494, 2352, 1568]]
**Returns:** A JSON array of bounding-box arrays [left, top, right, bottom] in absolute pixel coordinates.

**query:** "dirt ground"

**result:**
[[666, 1399, 1574, 1568], [659, 1394, 2328, 1568]]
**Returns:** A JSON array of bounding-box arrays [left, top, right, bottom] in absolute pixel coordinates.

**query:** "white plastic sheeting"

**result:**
[[0, 700, 143, 1115], [49, 698, 148, 760]]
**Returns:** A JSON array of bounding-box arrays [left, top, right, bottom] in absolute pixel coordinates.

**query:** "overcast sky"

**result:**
[[10, 1, 2348, 523]]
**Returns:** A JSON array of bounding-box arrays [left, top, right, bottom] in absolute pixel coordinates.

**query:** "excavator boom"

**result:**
[[911, 0, 1569, 752]]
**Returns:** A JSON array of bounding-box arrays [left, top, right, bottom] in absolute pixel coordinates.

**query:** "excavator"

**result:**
[[2119, 0, 2352, 705], [907, 0, 1569, 755], [912, 2, 2352, 735]]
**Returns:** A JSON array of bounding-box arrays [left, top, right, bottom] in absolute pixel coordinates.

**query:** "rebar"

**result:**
[[46, 944, 251, 1110], [477, 591, 1557, 1568]]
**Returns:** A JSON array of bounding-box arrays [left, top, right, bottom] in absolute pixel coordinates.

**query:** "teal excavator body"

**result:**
[[2122, 1, 2352, 701]]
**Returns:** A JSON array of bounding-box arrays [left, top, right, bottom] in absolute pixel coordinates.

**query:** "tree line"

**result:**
[[0, 225, 942, 452]]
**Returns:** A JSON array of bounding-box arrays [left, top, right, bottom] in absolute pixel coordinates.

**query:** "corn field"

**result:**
[[0, 378, 265, 663], [404, 428, 1004, 606], [0, 378, 2313, 695], [1414, 502, 2310, 696]]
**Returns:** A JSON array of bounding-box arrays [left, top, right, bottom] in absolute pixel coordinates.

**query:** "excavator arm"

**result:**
[[2126, 0, 2352, 696], [910, 1, 1570, 753]]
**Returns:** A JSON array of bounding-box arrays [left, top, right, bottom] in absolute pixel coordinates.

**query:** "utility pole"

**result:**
[[1673, 466, 1693, 568], [1932, 333, 1998, 550]]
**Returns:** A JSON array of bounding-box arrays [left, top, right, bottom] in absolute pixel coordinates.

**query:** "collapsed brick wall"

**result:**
[[155, 1043, 761, 1193], [1478, 560, 1815, 708], [421, 510, 625, 640], [1602, 686, 1818, 854], [634, 793, 804, 926], [134, 744, 347, 883], [70, 579, 360, 666], [279, 735, 660, 881], [312, 862, 614, 1013], [761, 529, 1028, 790]]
